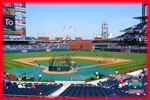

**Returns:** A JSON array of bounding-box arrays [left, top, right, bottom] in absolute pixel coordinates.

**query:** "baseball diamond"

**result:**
[[3, 3, 147, 97]]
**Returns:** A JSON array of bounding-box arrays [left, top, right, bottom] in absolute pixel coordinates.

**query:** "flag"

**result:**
[[55, 32, 59, 36], [69, 25, 72, 29], [63, 26, 65, 32]]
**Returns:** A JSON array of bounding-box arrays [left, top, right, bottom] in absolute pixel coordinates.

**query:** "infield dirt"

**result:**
[[13, 57, 132, 74]]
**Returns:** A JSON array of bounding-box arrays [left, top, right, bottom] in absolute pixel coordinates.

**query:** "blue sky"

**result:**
[[26, 3, 142, 39]]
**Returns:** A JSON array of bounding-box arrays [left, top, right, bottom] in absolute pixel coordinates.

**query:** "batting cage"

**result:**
[[49, 55, 72, 72]]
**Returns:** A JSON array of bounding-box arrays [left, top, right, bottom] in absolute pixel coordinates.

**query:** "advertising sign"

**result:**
[[16, 29, 23, 32], [16, 12, 26, 18], [21, 50, 28, 53], [15, 7, 26, 12], [126, 77, 144, 95], [16, 18, 26, 22], [15, 9, 26, 29], [3, 7, 15, 16], [4, 16, 15, 31], [16, 24, 26, 27]]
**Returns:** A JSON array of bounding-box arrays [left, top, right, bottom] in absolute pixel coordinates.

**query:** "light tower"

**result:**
[[101, 21, 109, 38], [142, 3, 146, 23]]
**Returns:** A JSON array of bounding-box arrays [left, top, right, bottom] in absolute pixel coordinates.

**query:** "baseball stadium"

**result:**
[[3, 3, 147, 97]]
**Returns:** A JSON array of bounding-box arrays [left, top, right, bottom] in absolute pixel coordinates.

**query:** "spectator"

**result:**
[[39, 89, 42, 95], [142, 68, 146, 74], [3, 79, 6, 87], [18, 83, 23, 88], [115, 71, 119, 75], [118, 83, 123, 88], [120, 78, 123, 84], [95, 72, 99, 76], [6, 72, 9, 78], [98, 81, 103, 86], [109, 93, 118, 97], [18, 76, 21, 83], [31, 84, 35, 89], [3, 72, 6, 78], [22, 83, 26, 88], [139, 73, 144, 79], [125, 80, 129, 86], [5, 78, 11, 89], [39, 73, 42, 81], [117, 79, 120, 83]]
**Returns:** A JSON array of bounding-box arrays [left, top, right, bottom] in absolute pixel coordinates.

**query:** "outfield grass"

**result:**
[[4, 51, 146, 72]]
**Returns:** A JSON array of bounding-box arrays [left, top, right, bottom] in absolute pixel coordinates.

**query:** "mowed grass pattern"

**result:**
[[4, 51, 146, 72]]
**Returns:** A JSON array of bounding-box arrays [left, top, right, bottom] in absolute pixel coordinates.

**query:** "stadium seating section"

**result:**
[[4, 36, 41, 41], [123, 23, 147, 32], [59, 77, 146, 97], [4, 43, 68, 50], [4, 82, 63, 97], [3, 76, 146, 97]]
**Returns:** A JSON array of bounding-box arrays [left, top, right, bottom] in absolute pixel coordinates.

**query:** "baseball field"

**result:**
[[4, 51, 146, 81]]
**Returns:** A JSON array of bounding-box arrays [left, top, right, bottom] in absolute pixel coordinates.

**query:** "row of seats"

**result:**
[[59, 77, 147, 97], [123, 23, 147, 32], [116, 32, 146, 40], [4, 43, 68, 50], [108, 45, 146, 49], [3, 77, 147, 97], [4, 36, 41, 41], [4, 82, 63, 96]]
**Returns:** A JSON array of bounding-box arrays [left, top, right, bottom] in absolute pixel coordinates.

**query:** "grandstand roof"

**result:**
[[121, 22, 146, 32], [133, 16, 147, 20]]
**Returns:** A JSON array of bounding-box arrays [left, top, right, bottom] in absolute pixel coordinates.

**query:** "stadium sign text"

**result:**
[[128, 89, 144, 94], [15, 7, 26, 12], [6, 18, 14, 26]]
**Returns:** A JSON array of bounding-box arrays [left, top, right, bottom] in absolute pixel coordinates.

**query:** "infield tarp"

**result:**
[[7, 64, 115, 81]]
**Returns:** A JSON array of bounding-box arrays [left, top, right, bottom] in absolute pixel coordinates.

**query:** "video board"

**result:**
[[3, 3, 26, 35], [4, 15, 15, 31]]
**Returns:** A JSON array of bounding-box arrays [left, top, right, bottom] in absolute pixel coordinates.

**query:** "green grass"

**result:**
[[31, 58, 106, 65], [4, 51, 146, 72]]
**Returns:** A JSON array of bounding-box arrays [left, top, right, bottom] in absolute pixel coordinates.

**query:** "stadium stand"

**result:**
[[4, 36, 42, 41], [92, 22, 147, 53], [59, 76, 146, 97], [3, 82, 63, 97], [4, 43, 68, 50], [3, 66, 147, 97]]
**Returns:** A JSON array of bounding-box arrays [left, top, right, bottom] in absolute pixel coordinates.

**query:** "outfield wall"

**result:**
[[93, 48, 146, 53], [102, 48, 146, 53], [4, 48, 145, 53], [69, 40, 92, 50], [4, 49, 68, 53], [4, 48, 91, 53]]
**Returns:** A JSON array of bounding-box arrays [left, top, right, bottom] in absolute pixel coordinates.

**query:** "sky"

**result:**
[[26, 3, 142, 39]]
